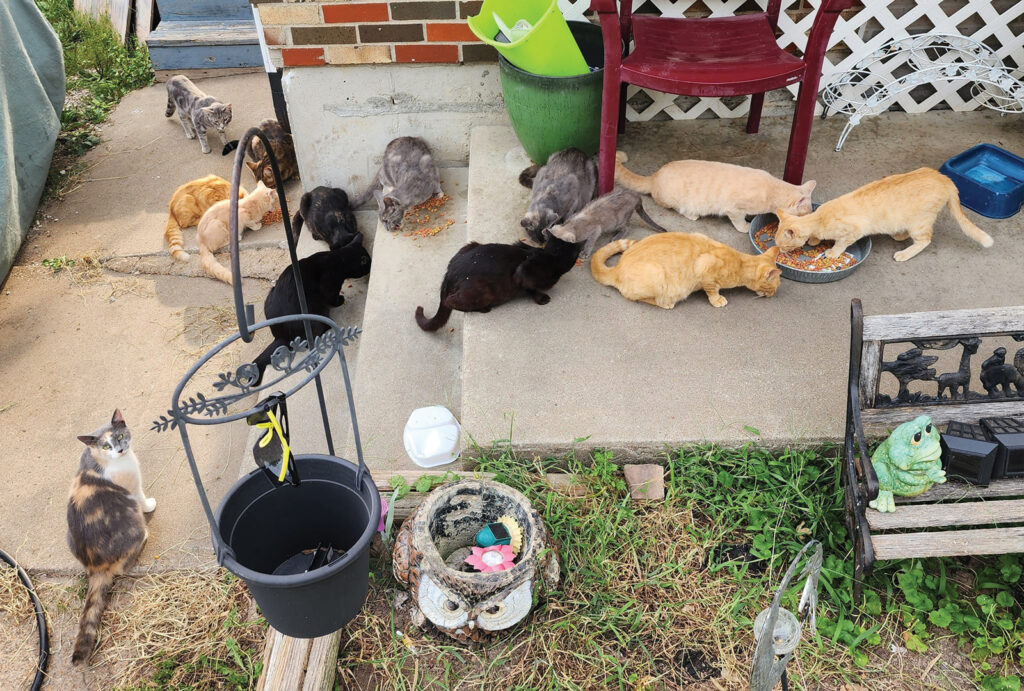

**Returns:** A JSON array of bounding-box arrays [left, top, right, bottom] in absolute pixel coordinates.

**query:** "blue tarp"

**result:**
[[0, 0, 65, 283]]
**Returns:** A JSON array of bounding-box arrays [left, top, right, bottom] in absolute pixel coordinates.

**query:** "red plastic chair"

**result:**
[[592, 0, 853, 194]]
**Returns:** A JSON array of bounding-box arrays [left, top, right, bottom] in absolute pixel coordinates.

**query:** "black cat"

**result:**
[[291, 186, 359, 250], [253, 233, 371, 382], [415, 237, 581, 332]]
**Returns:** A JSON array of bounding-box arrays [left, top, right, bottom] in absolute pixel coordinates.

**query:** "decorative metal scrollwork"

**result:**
[[152, 324, 362, 431], [876, 334, 1024, 407]]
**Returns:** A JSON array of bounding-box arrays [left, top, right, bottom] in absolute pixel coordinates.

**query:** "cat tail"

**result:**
[[415, 278, 453, 332], [613, 151, 653, 194], [164, 214, 190, 262], [350, 170, 382, 209], [222, 140, 240, 156], [199, 243, 234, 285], [518, 164, 541, 189], [590, 239, 635, 286], [72, 567, 116, 664], [252, 337, 287, 386], [946, 183, 994, 248], [635, 201, 668, 233]]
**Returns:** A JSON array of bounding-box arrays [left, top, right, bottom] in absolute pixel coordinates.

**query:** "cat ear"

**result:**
[[111, 409, 125, 425], [775, 208, 790, 220], [263, 166, 273, 180], [77, 435, 98, 446], [765, 267, 782, 281], [764, 246, 781, 260], [372, 189, 384, 204], [800, 180, 817, 193], [246, 160, 260, 176], [346, 232, 365, 248]]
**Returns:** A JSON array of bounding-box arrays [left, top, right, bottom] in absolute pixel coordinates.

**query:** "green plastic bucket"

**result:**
[[467, 0, 588, 77], [500, 21, 605, 164]]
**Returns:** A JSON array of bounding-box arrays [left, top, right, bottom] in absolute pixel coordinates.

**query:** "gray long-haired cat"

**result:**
[[354, 136, 443, 232], [67, 409, 156, 664], [548, 189, 667, 259], [518, 147, 598, 244], [165, 75, 233, 155]]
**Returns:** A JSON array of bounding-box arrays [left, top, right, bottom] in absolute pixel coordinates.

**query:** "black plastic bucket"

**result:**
[[215, 454, 380, 638]]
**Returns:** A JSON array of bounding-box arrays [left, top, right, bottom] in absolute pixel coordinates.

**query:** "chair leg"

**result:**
[[783, 80, 819, 184], [617, 83, 628, 134], [598, 73, 622, 196], [746, 92, 765, 134]]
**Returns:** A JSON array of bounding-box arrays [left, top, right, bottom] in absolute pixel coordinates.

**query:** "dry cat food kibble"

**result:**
[[261, 207, 283, 226], [402, 194, 453, 238], [754, 222, 858, 272]]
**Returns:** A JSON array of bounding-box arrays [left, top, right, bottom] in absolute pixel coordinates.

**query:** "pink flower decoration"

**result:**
[[465, 545, 516, 573], [378, 498, 388, 533]]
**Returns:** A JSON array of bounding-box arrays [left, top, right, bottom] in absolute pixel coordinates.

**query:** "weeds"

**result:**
[[33, 0, 153, 200], [338, 445, 1024, 688]]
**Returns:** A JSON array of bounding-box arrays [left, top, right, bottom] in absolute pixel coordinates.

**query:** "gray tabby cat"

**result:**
[[548, 189, 668, 259], [354, 136, 443, 232], [518, 147, 598, 244], [164, 75, 233, 154], [67, 409, 155, 664]]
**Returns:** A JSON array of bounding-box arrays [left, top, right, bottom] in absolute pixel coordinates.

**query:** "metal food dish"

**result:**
[[748, 211, 871, 284]]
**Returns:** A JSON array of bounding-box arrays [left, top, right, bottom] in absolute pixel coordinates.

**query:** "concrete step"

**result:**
[[147, 19, 263, 70], [459, 125, 840, 461], [342, 167, 470, 477], [247, 169, 470, 481]]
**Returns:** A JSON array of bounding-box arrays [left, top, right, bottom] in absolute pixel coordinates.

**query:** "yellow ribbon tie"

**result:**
[[256, 409, 292, 482]]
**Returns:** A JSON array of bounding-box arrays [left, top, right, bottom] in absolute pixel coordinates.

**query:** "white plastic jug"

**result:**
[[403, 406, 462, 468]]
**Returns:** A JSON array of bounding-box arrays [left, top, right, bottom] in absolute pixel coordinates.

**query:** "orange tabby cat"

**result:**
[[164, 175, 246, 261], [775, 167, 993, 262], [615, 151, 815, 231], [196, 181, 278, 284], [591, 233, 782, 309]]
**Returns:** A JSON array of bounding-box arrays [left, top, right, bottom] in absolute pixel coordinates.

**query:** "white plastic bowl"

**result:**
[[403, 406, 462, 468]]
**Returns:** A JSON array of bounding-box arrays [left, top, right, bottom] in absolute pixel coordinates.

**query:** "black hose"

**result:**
[[0, 548, 49, 691]]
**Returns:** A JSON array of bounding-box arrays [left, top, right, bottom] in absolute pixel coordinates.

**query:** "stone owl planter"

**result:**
[[392, 479, 559, 641]]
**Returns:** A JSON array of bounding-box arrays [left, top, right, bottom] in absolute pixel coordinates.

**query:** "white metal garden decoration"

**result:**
[[823, 33, 1024, 151], [749, 541, 823, 691]]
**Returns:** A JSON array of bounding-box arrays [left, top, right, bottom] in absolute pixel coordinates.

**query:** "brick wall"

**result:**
[[253, 0, 498, 67]]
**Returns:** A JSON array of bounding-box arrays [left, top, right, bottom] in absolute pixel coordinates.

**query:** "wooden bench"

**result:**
[[845, 299, 1024, 602]]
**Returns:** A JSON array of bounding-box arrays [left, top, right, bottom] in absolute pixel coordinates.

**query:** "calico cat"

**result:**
[[164, 75, 232, 155], [252, 233, 371, 383], [354, 136, 443, 232], [292, 186, 359, 249], [591, 232, 782, 309], [67, 410, 155, 664], [615, 151, 816, 231], [547, 189, 666, 259], [164, 175, 247, 261], [225, 119, 298, 189], [518, 147, 598, 244], [774, 167, 994, 262], [197, 181, 279, 284], [415, 236, 581, 331]]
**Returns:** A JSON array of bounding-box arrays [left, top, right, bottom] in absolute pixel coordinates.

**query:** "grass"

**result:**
[[34, 0, 153, 201], [339, 444, 1024, 689]]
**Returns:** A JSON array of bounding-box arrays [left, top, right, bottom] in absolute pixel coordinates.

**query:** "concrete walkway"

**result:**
[[0, 72, 374, 578]]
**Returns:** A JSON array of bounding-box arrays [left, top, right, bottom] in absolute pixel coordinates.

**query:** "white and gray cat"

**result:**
[[549, 189, 667, 259], [518, 147, 598, 244], [165, 75, 233, 155], [67, 409, 155, 664], [354, 136, 443, 232]]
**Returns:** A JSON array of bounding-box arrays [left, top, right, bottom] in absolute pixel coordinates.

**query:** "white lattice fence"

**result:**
[[557, 0, 1024, 120]]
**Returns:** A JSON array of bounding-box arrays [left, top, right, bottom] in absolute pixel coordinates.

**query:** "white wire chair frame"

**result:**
[[822, 33, 1024, 152]]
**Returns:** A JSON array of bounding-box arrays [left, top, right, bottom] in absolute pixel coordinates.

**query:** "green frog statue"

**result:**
[[869, 415, 945, 513]]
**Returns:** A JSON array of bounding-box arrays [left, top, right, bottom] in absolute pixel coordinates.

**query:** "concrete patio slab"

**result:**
[[459, 115, 1024, 460]]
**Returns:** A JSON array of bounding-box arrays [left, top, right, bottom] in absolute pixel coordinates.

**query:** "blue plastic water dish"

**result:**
[[939, 144, 1024, 219]]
